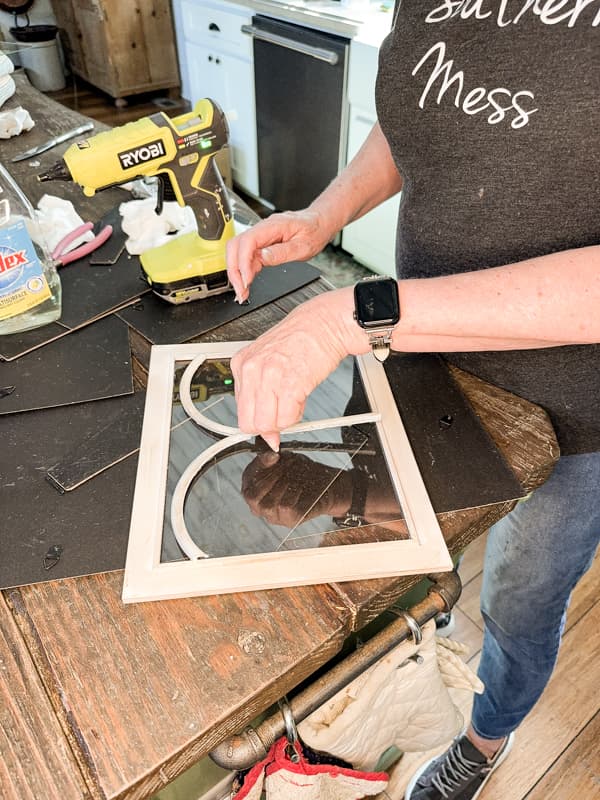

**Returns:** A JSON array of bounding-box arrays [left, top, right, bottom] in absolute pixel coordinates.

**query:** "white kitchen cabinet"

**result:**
[[173, 0, 259, 195], [341, 38, 399, 277]]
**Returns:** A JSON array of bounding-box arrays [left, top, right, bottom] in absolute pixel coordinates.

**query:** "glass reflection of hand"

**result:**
[[241, 451, 352, 528]]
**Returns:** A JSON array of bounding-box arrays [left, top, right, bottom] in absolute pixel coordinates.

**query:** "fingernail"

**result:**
[[260, 247, 272, 263], [262, 433, 280, 452]]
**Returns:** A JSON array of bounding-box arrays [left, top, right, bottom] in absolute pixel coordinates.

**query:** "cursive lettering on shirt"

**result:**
[[412, 41, 539, 128], [425, 0, 600, 26]]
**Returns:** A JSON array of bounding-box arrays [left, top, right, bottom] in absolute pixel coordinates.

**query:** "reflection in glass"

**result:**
[[161, 357, 409, 563]]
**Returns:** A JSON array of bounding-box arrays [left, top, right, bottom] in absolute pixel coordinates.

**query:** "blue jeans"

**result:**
[[471, 452, 600, 740]]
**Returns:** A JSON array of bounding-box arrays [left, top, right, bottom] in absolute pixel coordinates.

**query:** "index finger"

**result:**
[[226, 236, 246, 301], [235, 219, 283, 269]]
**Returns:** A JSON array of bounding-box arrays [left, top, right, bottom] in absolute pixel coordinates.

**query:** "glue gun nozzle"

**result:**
[[37, 161, 72, 183]]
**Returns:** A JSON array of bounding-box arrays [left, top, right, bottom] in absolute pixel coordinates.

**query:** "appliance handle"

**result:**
[[241, 24, 339, 65]]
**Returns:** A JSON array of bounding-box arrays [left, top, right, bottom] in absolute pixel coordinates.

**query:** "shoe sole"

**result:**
[[404, 731, 515, 800]]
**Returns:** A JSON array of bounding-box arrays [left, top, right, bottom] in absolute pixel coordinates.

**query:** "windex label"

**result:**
[[0, 248, 27, 273]]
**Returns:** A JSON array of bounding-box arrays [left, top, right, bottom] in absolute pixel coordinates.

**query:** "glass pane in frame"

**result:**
[[122, 342, 453, 602]]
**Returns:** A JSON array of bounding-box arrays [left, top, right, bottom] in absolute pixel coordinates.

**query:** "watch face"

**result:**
[[354, 278, 400, 328]]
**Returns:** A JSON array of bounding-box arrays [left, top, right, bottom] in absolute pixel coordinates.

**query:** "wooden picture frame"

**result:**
[[122, 342, 453, 603]]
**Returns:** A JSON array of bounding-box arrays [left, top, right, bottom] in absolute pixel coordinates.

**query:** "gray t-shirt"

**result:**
[[376, 1, 600, 454]]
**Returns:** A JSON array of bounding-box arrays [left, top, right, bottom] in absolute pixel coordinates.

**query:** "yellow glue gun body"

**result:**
[[61, 99, 234, 304]]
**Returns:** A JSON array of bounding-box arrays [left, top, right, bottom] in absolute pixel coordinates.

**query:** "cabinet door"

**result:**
[[185, 41, 259, 195], [341, 109, 400, 277]]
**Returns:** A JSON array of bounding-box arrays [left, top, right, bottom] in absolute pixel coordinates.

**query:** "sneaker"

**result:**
[[434, 611, 456, 638], [404, 732, 514, 799]]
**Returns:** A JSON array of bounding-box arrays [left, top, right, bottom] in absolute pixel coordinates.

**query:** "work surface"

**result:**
[[0, 75, 559, 800]]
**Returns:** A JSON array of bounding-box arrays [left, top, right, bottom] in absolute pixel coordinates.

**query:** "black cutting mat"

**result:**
[[0, 353, 524, 590], [58, 207, 148, 328], [118, 260, 321, 344], [0, 208, 146, 361], [0, 321, 69, 362], [0, 396, 140, 589], [46, 391, 146, 492], [0, 315, 133, 415], [384, 354, 524, 511]]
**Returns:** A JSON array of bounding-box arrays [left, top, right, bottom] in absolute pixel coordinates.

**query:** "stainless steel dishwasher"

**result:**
[[242, 15, 349, 211]]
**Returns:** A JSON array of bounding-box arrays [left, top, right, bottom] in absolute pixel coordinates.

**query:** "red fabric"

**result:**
[[233, 737, 388, 799]]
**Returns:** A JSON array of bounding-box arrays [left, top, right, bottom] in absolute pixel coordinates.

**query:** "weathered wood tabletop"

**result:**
[[0, 73, 559, 800]]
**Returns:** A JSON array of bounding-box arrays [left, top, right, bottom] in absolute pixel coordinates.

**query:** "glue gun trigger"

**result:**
[[155, 173, 178, 216]]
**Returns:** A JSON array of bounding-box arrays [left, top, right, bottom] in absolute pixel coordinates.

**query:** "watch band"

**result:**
[[333, 467, 369, 528], [367, 327, 395, 362]]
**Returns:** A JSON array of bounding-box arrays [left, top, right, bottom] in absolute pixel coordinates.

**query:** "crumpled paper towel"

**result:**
[[119, 196, 197, 255], [0, 73, 16, 109], [30, 195, 94, 253], [0, 105, 34, 138], [0, 52, 14, 78]]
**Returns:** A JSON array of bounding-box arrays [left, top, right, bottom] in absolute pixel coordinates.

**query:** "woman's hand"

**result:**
[[231, 288, 368, 451], [227, 209, 335, 302]]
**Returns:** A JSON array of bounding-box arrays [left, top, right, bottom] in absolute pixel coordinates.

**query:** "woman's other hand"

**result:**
[[227, 209, 335, 302]]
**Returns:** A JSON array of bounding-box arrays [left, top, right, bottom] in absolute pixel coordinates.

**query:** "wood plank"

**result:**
[[456, 533, 487, 586], [9, 573, 353, 800], [0, 594, 92, 800], [450, 367, 559, 494], [483, 601, 600, 800], [140, 0, 181, 86], [565, 551, 600, 632], [458, 572, 484, 631], [450, 607, 484, 660], [108, 0, 151, 93], [525, 712, 600, 800]]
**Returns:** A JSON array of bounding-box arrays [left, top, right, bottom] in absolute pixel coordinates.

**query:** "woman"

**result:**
[[226, 3, 600, 797]]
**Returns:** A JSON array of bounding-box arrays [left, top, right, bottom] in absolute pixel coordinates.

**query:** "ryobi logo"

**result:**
[[118, 139, 166, 169]]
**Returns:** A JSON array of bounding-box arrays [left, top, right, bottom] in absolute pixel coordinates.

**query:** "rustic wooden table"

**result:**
[[0, 74, 559, 800]]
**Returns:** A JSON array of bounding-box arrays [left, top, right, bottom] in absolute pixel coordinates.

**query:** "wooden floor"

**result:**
[[47, 74, 189, 126], [48, 78, 600, 800], [382, 539, 600, 800]]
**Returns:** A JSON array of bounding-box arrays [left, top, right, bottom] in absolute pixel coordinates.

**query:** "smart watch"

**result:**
[[353, 276, 400, 362]]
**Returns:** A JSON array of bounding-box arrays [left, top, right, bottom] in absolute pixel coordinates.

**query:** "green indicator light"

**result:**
[[199, 139, 212, 150], [224, 378, 233, 385]]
